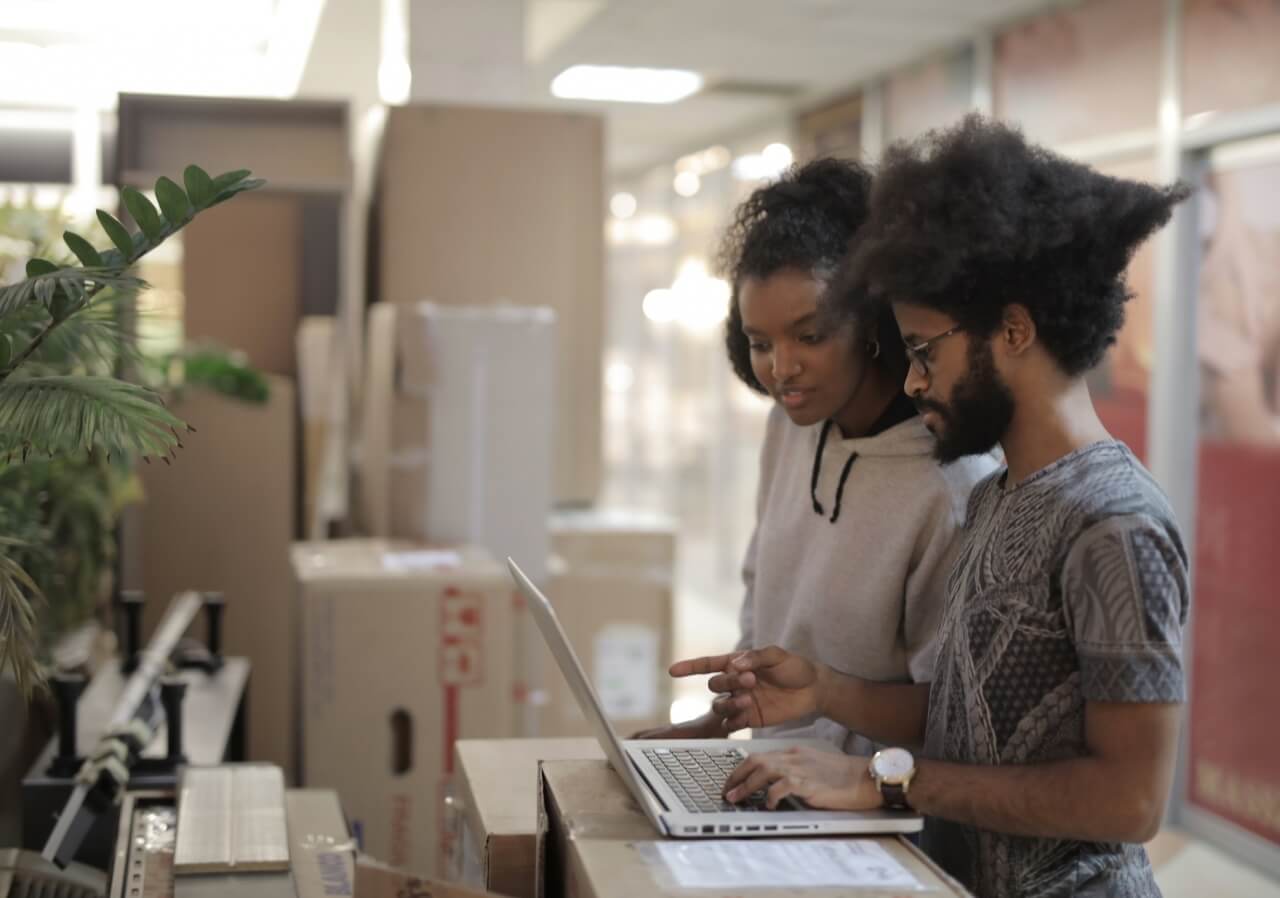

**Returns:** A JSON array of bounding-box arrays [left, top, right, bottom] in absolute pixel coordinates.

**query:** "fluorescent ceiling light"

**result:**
[[551, 65, 702, 104]]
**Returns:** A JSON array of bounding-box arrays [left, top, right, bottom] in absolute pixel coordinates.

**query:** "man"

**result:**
[[673, 116, 1191, 898]]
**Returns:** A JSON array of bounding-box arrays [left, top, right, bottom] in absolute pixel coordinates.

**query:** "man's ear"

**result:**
[[998, 304, 1037, 357]]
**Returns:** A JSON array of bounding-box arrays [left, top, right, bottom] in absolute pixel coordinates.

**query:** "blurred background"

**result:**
[[0, 1, 1277, 895]]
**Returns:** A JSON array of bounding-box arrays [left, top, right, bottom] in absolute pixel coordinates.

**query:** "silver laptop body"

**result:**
[[506, 558, 922, 838]]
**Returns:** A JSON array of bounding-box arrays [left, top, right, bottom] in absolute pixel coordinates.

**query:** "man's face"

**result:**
[[892, 302, 1015, 463]]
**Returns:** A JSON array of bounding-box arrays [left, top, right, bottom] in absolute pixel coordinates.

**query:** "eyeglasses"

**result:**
[[903, 325, 962, 377]]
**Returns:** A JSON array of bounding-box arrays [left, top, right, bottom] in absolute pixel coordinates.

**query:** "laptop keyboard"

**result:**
[[642, 747, 784, 814]]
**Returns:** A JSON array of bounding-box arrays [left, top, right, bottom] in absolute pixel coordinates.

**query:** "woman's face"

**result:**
[[738, 268, 869, 427]]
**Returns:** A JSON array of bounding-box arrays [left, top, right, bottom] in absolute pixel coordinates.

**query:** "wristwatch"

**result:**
[[869, 747, 916, 811]]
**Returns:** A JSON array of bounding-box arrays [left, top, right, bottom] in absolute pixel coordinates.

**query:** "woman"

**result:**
[[641, 158, 996, 753]]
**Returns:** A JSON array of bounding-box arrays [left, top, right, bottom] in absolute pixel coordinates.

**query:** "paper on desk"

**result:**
[[645, 839, 925, 890]]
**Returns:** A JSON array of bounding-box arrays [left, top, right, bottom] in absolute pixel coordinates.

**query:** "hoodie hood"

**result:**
[[834, 414, 936, 458]]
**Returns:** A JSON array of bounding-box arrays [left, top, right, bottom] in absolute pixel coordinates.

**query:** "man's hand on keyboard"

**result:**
[[723, 747, 880, 811]]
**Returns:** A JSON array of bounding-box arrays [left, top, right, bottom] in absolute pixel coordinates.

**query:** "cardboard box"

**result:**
[[392, 303, 555, 586], [448, 739, 603, 898], [297, 315, 348, 540], [529, 562, 673, 739], [356, 302, 396, 538], [295, 540, 520, 878], [528, 512, 677, 739], [536, 760, 973, 898], [182, 191, 305, 377], [124, 376, 298, 781], [375, 104, 604, 506], [246, 787, 503, 898], [357, 303, 555, 589], [356, 854, 499, 898], [548, 511, 676, 571]]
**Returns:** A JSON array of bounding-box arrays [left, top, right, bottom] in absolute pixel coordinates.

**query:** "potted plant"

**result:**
[[0, 166, 263, 696]]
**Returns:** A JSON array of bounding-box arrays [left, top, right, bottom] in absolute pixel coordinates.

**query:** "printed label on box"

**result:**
[[593, 624, 660, 718], [440, 589, 485, 686]]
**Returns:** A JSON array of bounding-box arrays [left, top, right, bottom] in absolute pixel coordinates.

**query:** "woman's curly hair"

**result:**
[[718, 157, 901, 393], [842, 114, 1190, 376]]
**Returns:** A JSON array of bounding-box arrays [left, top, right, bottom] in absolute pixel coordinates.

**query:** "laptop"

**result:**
[[506, 558, 922, 838]]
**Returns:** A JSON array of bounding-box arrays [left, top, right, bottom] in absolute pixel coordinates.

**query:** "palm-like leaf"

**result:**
[[0, 164, 262, 696], [0, 376, 186, 461], [0, 268, 145, 318], [0, 539, 42, 696], [1, 293, 140, 373]]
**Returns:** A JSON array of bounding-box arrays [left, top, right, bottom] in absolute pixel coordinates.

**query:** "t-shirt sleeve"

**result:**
[[1060, 514, 1190, 703]]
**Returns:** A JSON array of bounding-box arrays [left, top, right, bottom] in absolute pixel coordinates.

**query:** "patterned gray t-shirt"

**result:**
[[922, 442, 1189, 898]]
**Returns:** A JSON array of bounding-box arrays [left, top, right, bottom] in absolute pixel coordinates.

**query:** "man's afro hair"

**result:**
[[843, 114, 1190, 376]]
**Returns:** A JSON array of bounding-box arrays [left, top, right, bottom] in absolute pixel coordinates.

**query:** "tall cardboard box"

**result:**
[[530, 512, 677, 738], [125, 376, 297, 780], [447, 739, 603, 898], [537, 760, 973, 898], [294, 540, 520, 878], [394, 304, 555, 585], [375, 104, 603, 506]]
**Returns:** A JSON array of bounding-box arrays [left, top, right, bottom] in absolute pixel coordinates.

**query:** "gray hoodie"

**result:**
[[738, 404, 998, 754]]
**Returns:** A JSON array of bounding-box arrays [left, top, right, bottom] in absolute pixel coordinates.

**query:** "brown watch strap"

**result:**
[[880, 781, 911, 811]]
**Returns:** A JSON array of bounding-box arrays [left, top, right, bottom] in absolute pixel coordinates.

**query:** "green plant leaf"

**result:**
[[0, 336, 10, 368], [0, 375, 186, 461], [49, 291, 74, 321], [179, 347, 271, 403], [0, 540, 43, 698], [25, 259, 57, 277], [122, 188, 163, 241], [97, 210, 135, 258], [63, 231, 104, 268], [184, 164, 215, 209], [2, 295, 137, 373], [155, 176, 191, 225], [0, 268, 143, 318], [209, 169, 252, 194], [208, 178, 266, 209]]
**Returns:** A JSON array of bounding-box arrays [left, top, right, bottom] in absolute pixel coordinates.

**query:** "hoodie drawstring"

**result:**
[[810, 419, 859, 524]]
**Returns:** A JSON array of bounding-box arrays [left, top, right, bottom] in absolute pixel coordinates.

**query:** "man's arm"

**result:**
[[726, 700, 1181, 845], [816, 668, 931, 749], [909, 701, 1181, 843], [675, 647, 930, 746]]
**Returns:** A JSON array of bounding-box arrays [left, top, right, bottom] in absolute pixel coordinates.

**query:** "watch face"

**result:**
[[873, 747, 915, 782]]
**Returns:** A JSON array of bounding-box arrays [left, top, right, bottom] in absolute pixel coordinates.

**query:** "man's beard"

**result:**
[[917, 340, 1015, 464]]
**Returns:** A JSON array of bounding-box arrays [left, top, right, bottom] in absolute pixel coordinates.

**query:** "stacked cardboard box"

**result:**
[[537, 760, 974, 898], [359, 303, 555, 586], [293, 540, 521, 877], [374, 104, 603, 506], [527, 511, 677, 738], [446, 739, 603, 897], [127, 376, 297, 781]]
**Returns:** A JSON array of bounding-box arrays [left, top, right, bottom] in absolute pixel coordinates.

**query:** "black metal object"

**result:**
[[115, 590, 145, 675], [47, 671, 87, 778], [160, 678, 187, 765], [21, 591, 249, 872]]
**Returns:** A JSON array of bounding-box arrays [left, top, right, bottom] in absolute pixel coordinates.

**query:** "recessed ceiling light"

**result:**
[[551, 65, 703, 104], [673, 171, 701, 197]]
